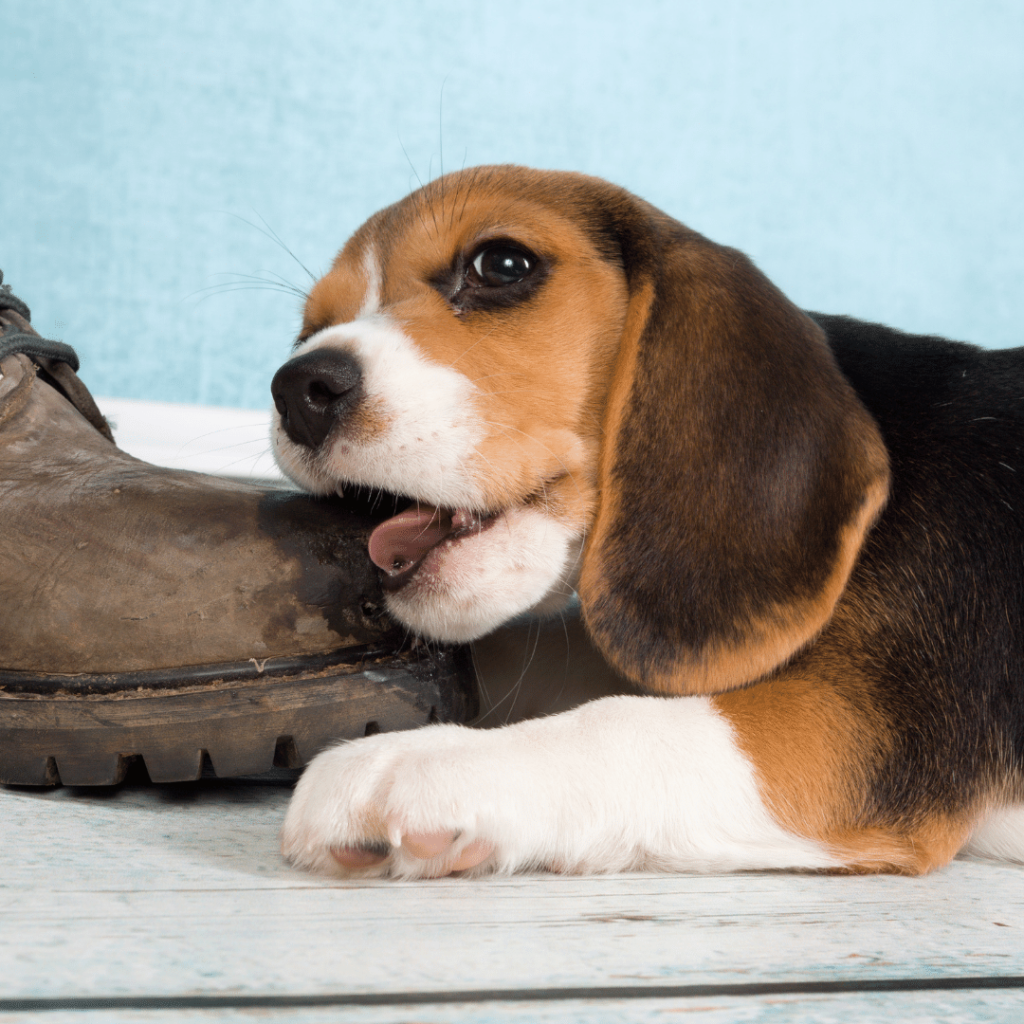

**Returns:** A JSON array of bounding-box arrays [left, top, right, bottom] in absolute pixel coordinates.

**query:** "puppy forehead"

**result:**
[[377, 165, 611, 248], [304, 168, 620, 325], [303, 242, 377, 331]]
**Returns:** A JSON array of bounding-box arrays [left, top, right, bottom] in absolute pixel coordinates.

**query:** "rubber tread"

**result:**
[[0, 645, 476, 786]]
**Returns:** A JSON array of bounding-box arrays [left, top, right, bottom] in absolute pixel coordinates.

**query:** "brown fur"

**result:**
[[577, 205, 891, 695]]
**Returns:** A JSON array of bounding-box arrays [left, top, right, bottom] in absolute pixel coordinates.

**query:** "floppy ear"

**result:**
[[577, 203, 889, 695]]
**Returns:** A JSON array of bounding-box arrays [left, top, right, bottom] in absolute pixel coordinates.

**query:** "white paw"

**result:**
[[280, 696, 838, 879], [280, 723, 550, 879]]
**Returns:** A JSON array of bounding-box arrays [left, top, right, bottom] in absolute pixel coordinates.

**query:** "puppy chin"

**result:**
[[384, 508, 582, 643], [271, 415, 333, 494]]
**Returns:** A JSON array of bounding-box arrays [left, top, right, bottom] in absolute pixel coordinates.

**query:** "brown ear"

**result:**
[[577, 203, 889, 695]]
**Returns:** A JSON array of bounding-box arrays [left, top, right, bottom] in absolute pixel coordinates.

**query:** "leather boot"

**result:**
[[0, 271, 475, 786]]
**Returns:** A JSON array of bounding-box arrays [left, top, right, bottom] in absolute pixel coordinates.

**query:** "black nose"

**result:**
[[271, 349, 363, 450]]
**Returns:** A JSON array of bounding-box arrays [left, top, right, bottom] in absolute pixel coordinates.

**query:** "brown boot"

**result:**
[[0, 271, 475, 786]]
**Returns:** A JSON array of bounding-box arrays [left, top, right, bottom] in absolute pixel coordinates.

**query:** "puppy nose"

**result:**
[[271, 349, 363, 449]]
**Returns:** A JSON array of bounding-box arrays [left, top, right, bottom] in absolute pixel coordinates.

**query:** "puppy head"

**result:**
[[273, 168, 629, 641], [273, 166, 889, 692]]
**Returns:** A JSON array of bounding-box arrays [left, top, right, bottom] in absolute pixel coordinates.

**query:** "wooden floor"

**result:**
[[3, 401, 1024, 1022], [2, 772, 1023, 1023]]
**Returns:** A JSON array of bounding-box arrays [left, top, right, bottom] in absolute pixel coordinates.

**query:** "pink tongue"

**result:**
[[368, 505, 455, 575]]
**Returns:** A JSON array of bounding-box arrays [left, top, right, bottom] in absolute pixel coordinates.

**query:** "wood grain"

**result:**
[[3, 780, 1023, 1019]]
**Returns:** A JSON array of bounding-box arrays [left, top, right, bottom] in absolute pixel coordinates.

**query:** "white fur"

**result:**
[[275, 316, 488, 509], [357, 246, 382, 318], [384, 511, 580, 642], [960, 805, 1024, 863], [281, 695, 839, 879]]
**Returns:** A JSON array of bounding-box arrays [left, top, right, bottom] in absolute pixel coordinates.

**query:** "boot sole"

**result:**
[[0, 644, 476, 786]]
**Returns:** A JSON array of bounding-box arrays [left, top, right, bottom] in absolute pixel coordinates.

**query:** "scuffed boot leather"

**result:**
[[0, 272, 475, 785]]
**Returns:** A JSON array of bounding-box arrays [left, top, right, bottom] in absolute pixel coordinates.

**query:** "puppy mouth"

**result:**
[[367, 502, 501, 592]]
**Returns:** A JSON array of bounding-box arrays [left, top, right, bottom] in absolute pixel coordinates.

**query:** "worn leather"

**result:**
[[0, 351, 399, 674]]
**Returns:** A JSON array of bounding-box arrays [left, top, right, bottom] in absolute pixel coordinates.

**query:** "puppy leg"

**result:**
[[281, 694, 841, 878]]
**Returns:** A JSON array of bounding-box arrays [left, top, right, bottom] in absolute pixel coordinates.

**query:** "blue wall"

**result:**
[[3, 0, 1022, 408]]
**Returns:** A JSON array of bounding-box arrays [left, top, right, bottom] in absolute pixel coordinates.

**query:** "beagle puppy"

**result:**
[[271, 165, 1024, 878]]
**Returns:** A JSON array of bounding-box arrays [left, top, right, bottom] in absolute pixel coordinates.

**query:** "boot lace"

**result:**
[[0, 269, 82, 370], [0, 270, 114, 441]]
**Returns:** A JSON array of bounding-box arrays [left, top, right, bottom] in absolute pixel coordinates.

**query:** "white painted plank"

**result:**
[[2, 782, 1023, 1003], [2, 990, 1024, 1024]]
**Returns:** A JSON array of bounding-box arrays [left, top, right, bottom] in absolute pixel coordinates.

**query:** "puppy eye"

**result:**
[[470, 245, 535, 287]]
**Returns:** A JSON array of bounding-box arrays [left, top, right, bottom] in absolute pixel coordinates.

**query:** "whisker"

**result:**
[[438, 76, 447, 213], [473, 621, 540, 726], [398, 134, 426, 193], [542, 609, 574, 714], [472, 388, 566, 400], [505, 620, 543, 723], [444, 138, 470, 234], [248, 269, 310, 293], [211, 450, 283, 477], [482, 419, 585, 497], [398, 146, 444, 258], [457, 164, 479, 226], [423, 160, 443, 242], [194, 272, 308, 297], [446, 322, 504, 369], [229, 211, 317, 282], [471, 643, 494, 720], [446, 161, 462, 233], [462, 447, 500, 490], [188, 282, 308, 305]]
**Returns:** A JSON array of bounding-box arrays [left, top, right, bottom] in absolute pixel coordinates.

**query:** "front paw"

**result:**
[[281, 725, 529, 879]]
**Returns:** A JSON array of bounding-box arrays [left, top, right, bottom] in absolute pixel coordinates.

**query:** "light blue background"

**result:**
[[3, 0, 1022, 409]]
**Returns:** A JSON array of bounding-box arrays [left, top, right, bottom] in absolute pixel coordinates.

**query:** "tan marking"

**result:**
[[301, 239, 380, 336], [823, 817, 975, 875], [715, 675, 974, 875], [581, 278, 656, 560]]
